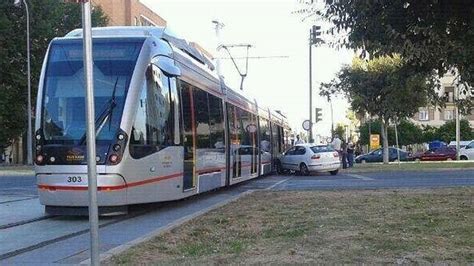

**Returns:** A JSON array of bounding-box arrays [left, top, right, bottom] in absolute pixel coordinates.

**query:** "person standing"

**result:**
[[331, 134, 342, 153], [341, 141, 348, 169], [294, 135, 304, 145], [347, 142, 354, 167]]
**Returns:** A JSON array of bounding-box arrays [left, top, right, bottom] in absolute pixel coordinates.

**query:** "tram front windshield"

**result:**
[[41, 38, 144, 145]]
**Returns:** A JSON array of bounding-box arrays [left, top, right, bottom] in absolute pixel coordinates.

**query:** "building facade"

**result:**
[[92, 0, 167, 27], [411, 74, 474, 128]]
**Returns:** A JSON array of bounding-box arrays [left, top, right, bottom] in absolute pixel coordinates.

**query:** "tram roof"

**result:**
[[65, 26, 215, 71]]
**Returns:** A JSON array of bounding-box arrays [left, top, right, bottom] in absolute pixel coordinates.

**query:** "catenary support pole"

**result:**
[[82, 2, 100, 265]]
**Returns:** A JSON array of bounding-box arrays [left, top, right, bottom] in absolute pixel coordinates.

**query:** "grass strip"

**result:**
[[109, 187, 473, 264]]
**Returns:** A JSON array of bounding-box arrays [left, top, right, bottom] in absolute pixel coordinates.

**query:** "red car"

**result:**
[[415, 147, 457, 161]]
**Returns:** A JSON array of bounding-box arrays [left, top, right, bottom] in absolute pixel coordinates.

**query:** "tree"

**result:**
[[359, 119, 423, 147], [435, 119, 474, 143], [303, 0, 474, 88], [321, 55, 432, 163], [334, 123, 345, 140], [0, 1, 107, 151], [395, 119, 424, 146]]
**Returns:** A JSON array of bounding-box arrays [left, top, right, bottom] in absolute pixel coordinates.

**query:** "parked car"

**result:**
[[448, 140, 472, 149], [460, 140, 474, 160], [355, 147, 410, 163], [411, 147, 457, 161], [276, 144, 340, 175]]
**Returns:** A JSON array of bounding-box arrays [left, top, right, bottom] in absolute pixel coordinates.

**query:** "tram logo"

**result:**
[[66, 148, 85, 161]]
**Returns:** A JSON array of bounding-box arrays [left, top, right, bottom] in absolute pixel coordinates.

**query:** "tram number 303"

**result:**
[[67, 176, 83, 183]]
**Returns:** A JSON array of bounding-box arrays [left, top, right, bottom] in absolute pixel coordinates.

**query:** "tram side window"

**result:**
[[208, 94, 224, 150], [259, 118, 271, 153], [271, 122, 279, 155], [194, 89, 211, 149], [130, 64, 173, 159], [279, 126, 285, 153], [227, 105, 243, 146], [180, 82, 194, 159], [239, 108, 252, 147]]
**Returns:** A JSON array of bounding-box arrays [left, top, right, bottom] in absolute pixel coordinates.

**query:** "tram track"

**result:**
[[0, 215, 53, 230], [0, 196, 38, 205], [0, 205, 157, 261]]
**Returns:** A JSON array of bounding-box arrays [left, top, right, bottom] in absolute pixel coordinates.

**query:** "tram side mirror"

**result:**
[[156, 58, 181, 77]]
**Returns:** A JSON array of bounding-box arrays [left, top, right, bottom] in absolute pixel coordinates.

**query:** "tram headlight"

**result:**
[[109, 154, 119, 164], [35, 134, 41, 140], [36, 155, 44, 164], [117, 133, 125, 140], [36, 145, 42, 151]]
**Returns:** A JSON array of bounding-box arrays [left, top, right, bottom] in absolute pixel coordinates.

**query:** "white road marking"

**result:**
[[346, 174, 374, 181], [266, 177, 292, 190]]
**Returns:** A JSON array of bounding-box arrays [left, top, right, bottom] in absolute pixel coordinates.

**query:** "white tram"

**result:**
[[35, 27, 291, 215]]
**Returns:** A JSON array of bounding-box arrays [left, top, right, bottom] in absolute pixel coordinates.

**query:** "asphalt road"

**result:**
[[1, 169, 473, 198]]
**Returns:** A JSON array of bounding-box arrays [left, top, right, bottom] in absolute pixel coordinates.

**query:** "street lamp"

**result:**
[[14, 0, 33, 165]]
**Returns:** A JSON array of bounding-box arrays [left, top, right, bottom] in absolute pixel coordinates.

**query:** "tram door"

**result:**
[[228, 106, 242, 179], [181, 83, 195, 190]]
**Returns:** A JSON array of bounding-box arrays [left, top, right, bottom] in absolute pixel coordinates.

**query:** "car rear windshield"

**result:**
[[310, 146, 335, 153]]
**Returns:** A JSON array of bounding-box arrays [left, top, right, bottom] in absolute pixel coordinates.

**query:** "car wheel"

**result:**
[[460, 155, 468, 161], [329, 169, 339, 176], [361, 159, 367, 164], [299, 163, 310, 176]]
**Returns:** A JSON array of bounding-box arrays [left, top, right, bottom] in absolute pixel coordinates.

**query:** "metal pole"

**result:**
[[309, 29, 313, 143], [22, 0, 33, 165], [394, 119, 401, 165], [212, 20, 224, 79], [82, 2, 99, 265], [455, 85, 461, 160], [368, 115, 372, 152], [330, 98, 334, 139]]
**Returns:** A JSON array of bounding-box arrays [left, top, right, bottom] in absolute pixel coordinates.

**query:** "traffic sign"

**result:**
[[302, 120, 311, 131]]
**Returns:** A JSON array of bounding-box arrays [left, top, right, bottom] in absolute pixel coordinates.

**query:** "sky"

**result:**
[[142, 0, 354, 140]]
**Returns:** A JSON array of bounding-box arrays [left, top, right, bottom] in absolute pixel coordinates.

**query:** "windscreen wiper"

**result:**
[[79, 77, 119, 145]]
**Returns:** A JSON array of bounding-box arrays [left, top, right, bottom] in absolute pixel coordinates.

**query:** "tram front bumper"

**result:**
[[37, 173, 127, 207]]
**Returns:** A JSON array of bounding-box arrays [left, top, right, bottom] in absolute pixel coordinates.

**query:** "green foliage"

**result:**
[[334, 123, 345, 139], [0, 1, 108, 149], [321, 55, 432, 122], [304, 0, 474, 87], [396, 120, 424, 146], [435, 119, 474, 143], [320, 55, 432, 163], [359, 119, 423, 146]]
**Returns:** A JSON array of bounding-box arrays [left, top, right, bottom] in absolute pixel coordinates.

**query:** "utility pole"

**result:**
[[455, 83, 461, 160], [309, 25, 321, 143], [212, 20, 225, 79], [77, 0, 100, 264], [13, 0, 32, 165]]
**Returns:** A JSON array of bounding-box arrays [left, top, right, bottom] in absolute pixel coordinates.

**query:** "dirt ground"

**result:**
[[110, 187, 474, 264]]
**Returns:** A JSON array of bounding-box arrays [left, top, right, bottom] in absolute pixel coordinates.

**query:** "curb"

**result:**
[[79, 189, 256, 265], [0, 170, 34, 177], [343, 167, 474, 174]]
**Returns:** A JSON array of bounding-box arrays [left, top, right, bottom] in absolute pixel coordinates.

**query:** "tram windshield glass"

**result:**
[[41, 38, 144, 145]]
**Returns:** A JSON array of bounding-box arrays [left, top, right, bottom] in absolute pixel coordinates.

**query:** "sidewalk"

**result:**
[[0, 165, 34, 177]]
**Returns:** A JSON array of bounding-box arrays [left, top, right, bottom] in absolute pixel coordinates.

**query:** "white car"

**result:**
[[277, 144, 341, 175], [460, 140, 474, 160]]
